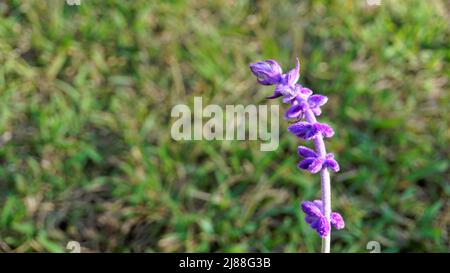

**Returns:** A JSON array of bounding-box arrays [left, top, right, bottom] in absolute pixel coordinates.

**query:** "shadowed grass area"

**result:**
[[0, 0, 448, 252]]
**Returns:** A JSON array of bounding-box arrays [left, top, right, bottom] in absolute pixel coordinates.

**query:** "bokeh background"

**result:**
[[0, 0, 448, 253]]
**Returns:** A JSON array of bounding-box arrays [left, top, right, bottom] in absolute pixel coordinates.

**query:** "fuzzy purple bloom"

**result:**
[[323, 153, 340, 172], [297, 146, 340, 173], [307, 94, 328, 116], [250, 59, 300, 99], [284, 93, 328, 120], [281, 58, 300, 87], [331, 212, 345, 230], [301, 200, 344, 238], [297, 146, 318, 158], [249, 60, 283, 85], [285, 101, 308, 120], [249, 58, 343, 249], [288, 122, 334, 140]]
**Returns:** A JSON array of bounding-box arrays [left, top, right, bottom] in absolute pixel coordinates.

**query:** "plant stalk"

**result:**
[[305, 109, 331, 253]]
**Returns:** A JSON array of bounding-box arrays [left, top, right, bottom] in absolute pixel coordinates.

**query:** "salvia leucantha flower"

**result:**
[[249, 59, 283, 86], [249, 58, 344, 240], [301, 200, 344, 238], [297, 146, 340, 174]]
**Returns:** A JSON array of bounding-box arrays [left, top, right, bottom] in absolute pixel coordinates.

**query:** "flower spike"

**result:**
[[249, 58, 342, 252]]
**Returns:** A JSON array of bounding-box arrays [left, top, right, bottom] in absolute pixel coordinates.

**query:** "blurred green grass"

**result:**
[[0, 0, 448, 252]]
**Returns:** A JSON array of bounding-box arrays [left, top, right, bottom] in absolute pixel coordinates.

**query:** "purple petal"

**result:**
[[314, 216, 331, 238], [305, 215, 315, 224], [301, 200, 334, 237], [307, 157, 324, 173], [331, 212, 345, 230], [310, 107, 322, 116], [292, 85, 309, 101], [265, 60, 282, 74], [284, 58, 300, 86], [299, 87, 313, 97], [324, 154, 340, 172], [298, 158, 314, 170], [274, 83, 291, 98], [287, 122, 306, 135], [308, 95, 328, 108], [288, 122, 318, 140], [249, 60, 283, 85], [313, 123, 334, 138], [312, 200, 323, 211], [300, 201, 322, 218], [285, 104, 304, 120], [282, 89, 297, 103], [310, 217, 321, 229], [299, 100, 309, 109], [297, 146, 317, 158]]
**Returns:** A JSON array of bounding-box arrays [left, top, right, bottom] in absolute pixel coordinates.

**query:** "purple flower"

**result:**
[[279, 84, 307, 103], [272, 59, 300, 96], [249, 58, 344, 250], [323, 153, 340, 172], [264, 58, 300, 100], [297, 146, 340, 173], [288, 122, 334, 140], [307, 94, 328, 116], [301, 200, 345, 238], [285, 93, 328, 120], [282, 58, 300, 87], [249, 60, 283, 86], [331, 211, 345, 229], [285, 100, 308, 120]]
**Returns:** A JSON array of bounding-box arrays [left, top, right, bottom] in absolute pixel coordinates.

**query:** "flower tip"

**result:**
[[249, 60, 283, 85], [316, 217, 331, 237], [284, 58, 300, 86], [297, 146, 317, 158], [308, 159, 325, 173], [331, 212, 345, 230], [300, 201, 312, 213]]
